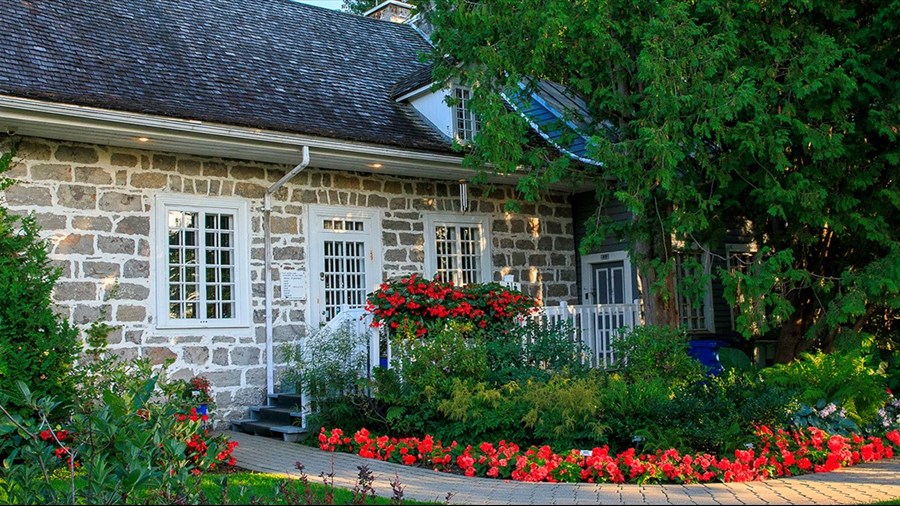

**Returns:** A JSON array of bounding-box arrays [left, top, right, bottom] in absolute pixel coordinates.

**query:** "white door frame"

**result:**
[[580, 250, 634, 305], [306, 205, 383, 328]]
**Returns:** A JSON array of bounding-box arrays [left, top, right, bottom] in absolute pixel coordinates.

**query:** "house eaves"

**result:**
[[0, 95, 502, 184]]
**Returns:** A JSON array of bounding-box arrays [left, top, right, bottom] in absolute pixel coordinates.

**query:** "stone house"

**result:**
[[0, 0, 582, 422]]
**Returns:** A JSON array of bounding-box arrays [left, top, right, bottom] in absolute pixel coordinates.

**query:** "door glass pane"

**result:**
[[322, 239, 367, 323]]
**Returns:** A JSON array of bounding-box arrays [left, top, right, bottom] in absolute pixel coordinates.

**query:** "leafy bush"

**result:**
[[484, 320, 590, 384], [373, 321, 488, 440], [518, 373, 607, 450], [365, 274, 537, 338], [761, 350, 888, 425], [611, 325, 705, 387], [0, 334, 238, 505], [791, 400, 860, 436], [280, 320, 372, 433], [718, 371, 798, 437], [0, 147, 80, 421]]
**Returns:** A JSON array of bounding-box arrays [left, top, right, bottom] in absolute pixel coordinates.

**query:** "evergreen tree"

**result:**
[[426, 0, 899, 361], [0, 144, 81, 418]]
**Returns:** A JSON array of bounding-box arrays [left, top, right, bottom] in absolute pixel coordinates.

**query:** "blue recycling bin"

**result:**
[[687, 339, 725, 376]]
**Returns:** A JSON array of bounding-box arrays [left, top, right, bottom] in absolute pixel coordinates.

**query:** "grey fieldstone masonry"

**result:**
[[1, 137, 577, 424]]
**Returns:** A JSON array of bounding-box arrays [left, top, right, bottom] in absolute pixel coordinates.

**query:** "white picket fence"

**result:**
[[318, 300, 643, 380], [294, 301, 642, 428]]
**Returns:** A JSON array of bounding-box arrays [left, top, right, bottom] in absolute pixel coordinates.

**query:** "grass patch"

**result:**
[[2, 469, 437, 504], [199, 470, 434, 504]]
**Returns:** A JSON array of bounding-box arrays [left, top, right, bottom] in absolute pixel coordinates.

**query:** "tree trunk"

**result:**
[[634, 233, 679, 328]]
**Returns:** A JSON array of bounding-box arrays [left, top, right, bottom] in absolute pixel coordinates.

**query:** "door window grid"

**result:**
[[322, 240, 367, 322], [434, 224, 481, 286], [594, 265, 625, 305], [727, 248, 757, 332], [167, 210, 236, 321], [676, 253, 711, 332]]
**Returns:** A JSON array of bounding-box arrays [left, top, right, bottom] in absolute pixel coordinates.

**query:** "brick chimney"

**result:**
[[363, 0, 413, 23]]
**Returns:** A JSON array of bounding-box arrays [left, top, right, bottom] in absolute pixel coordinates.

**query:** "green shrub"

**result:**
[[434, 378, 528, 445], [611, 325, 705, 387], [0, 147, 81, 421], [518, 373, 606, 449], [484, 320, 590, 384], [0, 334, 237, 505], [280, 321, 373, 434], [594, 374, 673, 452], [761, 350, 888, 425], [718, 371, 798, 436], [372, 321, 489, 440]]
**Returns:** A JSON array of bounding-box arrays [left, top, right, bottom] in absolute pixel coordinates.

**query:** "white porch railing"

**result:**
[[331, 300, 643, 375], [296, 301, 642, 426], [534, 300, 642, 369]]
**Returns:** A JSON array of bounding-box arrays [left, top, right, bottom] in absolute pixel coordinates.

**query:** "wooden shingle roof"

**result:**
[[0, 0, 453, 153]]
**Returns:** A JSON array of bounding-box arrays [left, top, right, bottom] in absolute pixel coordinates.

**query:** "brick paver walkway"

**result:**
[[227, 430, 900, 504]]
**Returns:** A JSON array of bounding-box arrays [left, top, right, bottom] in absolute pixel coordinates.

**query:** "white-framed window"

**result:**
[[153, 195, 251, 329], [424, 214, 491, 286], [726, 244, 759, 333], [453, 87, 479, 143], [674, 251, 714, 333]]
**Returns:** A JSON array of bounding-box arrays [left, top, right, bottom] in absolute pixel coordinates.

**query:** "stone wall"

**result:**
[[0, 137, 577, 423]]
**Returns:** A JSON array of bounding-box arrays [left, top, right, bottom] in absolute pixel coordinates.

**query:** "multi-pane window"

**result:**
[[155, 196, 249, 329], [425, 215, 490, 286], [727, 245, 759, 334], [675, 252, 714, 332], [453, 87, 479, 143]]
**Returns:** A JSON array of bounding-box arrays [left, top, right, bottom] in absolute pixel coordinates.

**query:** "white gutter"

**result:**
[[263, 146, 310, 397]]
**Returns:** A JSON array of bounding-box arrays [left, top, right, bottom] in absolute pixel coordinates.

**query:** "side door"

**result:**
[[307, 206, 382, 328]]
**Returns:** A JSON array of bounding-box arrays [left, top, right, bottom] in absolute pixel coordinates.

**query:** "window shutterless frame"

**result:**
[[452, 86, 479, 144], [423, 213, 492, 285], [153, 195, 251, 330], [674, 250, 715, 333]]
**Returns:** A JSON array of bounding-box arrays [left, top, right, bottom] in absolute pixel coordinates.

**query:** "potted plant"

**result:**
[[187, 375, 214, 427]]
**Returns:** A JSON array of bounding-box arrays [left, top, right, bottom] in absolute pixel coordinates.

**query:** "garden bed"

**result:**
[[318, 426, 900, 484]]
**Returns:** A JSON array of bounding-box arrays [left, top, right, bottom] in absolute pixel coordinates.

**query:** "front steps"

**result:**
[[231, 393, 307, 442]]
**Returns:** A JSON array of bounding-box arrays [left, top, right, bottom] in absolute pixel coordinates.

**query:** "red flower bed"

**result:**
[[319, 427, 900, 484], [365, 274, 537, 337]]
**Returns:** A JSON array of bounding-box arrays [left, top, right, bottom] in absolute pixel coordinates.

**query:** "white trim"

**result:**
[[394, 83, 435, 103], [725, 243, 758, 331], [423, 212, 492, 285], [580, 251, 634, 304], [362, 0, 413, 17], [152, 194, 251, 331], [306, 205, 384, 329]]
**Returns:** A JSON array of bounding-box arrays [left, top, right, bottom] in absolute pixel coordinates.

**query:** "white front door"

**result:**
[[307, 206, 382, 328]]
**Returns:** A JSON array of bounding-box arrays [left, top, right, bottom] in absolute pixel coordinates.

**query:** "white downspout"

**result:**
[[264, 146, 310, 397]]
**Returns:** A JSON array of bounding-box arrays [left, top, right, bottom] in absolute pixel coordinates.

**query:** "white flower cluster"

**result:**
[[814, 403, 847, 419]]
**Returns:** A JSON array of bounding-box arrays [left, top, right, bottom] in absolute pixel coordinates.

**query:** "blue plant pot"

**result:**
[[197, 403, 208, 429], [379, 357, 389, 369], [688, 339, 725, 376]]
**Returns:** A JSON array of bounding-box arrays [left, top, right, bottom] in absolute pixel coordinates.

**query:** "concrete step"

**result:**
[[268, 393, 303, 410], [271, 424, 308, 443], [256, 406, 300, 425]]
